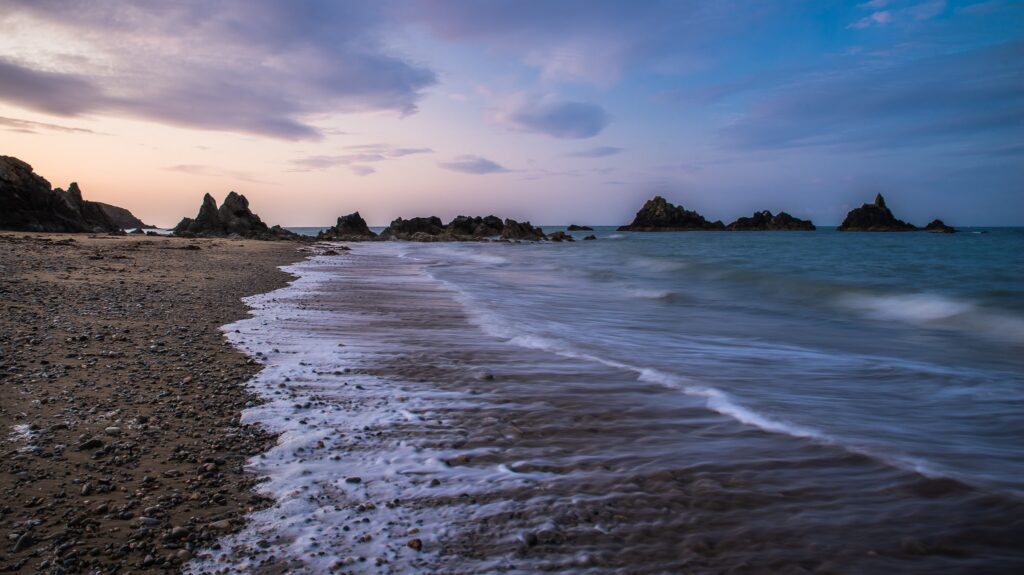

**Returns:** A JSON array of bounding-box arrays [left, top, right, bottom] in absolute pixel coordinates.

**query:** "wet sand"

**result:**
[[0, 233, 305, 573], [194, 246, 1024, 574]]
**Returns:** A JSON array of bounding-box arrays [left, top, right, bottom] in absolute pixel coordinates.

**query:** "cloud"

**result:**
[[439, 155, 510, 174], [566, 146, 623, 158], [849, 10, 893, 29], [718, 42, 1024, 154], [849, 0, 946, 29], [499, 97, 610, 139], [0, 1, 436, 139], [290, 145, 433, 172], [0, 115, 102, 134], [164, 164, 273, 184]]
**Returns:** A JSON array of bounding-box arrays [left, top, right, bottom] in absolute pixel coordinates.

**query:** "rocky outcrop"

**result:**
[[726, 210, 815, 231], [583, 234, 597, 240], [173, 192, 301, 240], [378, 215, 547, 242], [448, 215, 504, 238], [317, 212, 377, 241], [617, 196, 725, 231], [837, 194, 917, 232], [924, 219, 956, 233], [500, 219, 546, 241], [548, 231, 574, 242], [0, 156, 121, 233], [567, 224, 593, 231], [95, 202, 153, 230]]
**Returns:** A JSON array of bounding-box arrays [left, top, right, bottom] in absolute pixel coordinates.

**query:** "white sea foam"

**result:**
[[838, 291, 1024, 343], [628, 288, 678, 301]]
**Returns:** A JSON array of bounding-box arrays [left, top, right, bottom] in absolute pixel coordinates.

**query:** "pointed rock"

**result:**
[[317, 212, 378, 241], [618, 196, 724, 231], [838, 194, 917, 232]]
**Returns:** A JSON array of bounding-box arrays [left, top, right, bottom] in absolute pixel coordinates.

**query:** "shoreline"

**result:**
[[0, 232, 308, 573]]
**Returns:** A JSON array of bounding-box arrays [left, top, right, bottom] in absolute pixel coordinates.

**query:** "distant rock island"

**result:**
[[317, 212, 377, 241], [617, 196, 725, 231], [0, 155, 127, 233], [727, 210, 815, 231], [567, 224, 593, 231], [837, 194, 917, 232], [172, 192, 301, 240], [924, 219, 956, 234], [377, 215, 547, 241]]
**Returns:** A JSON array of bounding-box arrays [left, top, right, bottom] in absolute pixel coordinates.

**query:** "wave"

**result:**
[[837, 291, 1024, 344], [628, 288, 682, 302]]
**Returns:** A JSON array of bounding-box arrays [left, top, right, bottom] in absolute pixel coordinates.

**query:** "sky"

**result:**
[[0, 0, 1021, 227]]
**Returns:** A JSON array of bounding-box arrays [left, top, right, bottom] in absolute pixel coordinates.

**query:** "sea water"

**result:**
[[189, 227, 1024, 574]]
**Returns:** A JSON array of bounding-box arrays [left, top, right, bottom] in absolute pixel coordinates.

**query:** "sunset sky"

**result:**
[[1, 0, 1021, 227]]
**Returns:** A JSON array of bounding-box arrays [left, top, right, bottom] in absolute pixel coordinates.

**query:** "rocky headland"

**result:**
[[95, 202, 154, 230], [837, 194, 918, 232], [617, 196, 725, 231], [727, 210, 816, 231], [172, 192, 302, 241], [1, 156, 123, 234]]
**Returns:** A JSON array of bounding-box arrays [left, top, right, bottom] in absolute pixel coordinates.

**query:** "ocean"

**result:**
[[190, 227, 1024, 574]]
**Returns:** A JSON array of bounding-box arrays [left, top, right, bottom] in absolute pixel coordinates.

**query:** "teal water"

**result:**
[[399, 227, 1024, 495]]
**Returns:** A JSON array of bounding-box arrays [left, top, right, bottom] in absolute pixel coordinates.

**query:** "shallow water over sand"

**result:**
[[190, 235, 1023, 574]]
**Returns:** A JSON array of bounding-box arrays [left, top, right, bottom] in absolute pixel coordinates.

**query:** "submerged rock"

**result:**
[[548, 231, 574, 242], [583, 234, 597, 240], [617, 196, 725, 231], [173, 192, 302, 240], [924, 219, 956, 234], [317, 212, 377, 241], [837, 194, 917, 232], [727, 210, 815, 231], [0, 156, 122, 233]]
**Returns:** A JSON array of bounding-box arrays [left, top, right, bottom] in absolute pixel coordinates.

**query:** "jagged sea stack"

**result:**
[[837, 194, 917, 232], [173, 192, 300, 240], [617, 196, 725, 231]]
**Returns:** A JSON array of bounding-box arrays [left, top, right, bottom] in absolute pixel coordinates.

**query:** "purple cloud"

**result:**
[[567, 146, 623, 158], [500, 99, 610, 139], [439, 155, 510, 174], [0, 1, 436, 140]]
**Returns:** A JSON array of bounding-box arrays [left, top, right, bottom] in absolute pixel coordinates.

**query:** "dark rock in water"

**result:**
[[727, 210, 815, 231], [0, 156, 121, 233], [548, 231, 574, 242], [173, 192, 302, 240], [567, 224, 593, 231], [583, 234, 597, 240], [501, 219, 547, 241], [924, 219, 956, 234], [447, 215, 505, 238], [95, 201, 154, 230], [617, 196, 725, 231], [837, 194, 917, 232], [317, 212, 377, 241], [378, 216, 446, 240]]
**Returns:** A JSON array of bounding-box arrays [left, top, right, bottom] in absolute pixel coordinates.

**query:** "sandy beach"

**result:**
[[0, 233, 302, 573]]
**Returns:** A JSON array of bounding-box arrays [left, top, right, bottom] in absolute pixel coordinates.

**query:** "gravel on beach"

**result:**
[[0, 232, 304, 573]]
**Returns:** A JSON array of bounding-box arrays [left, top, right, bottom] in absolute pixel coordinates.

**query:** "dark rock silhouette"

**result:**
[[583, 234, 597, 240], [173, 192, 300, 240], [378, 215, 547, 241], [317, 212, 377, 241], [447, 215, 505, 238], [548, 231, 574, 242], [95, 202, 154, 230], [567, 224, 593, 231], [837, 194, 917, 232], [727, 210, 815, 231], [1, 156, 121, 233], [924, 219, 956, 234], [501, 219, 547, 241], [618, 196, 725, 231]]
